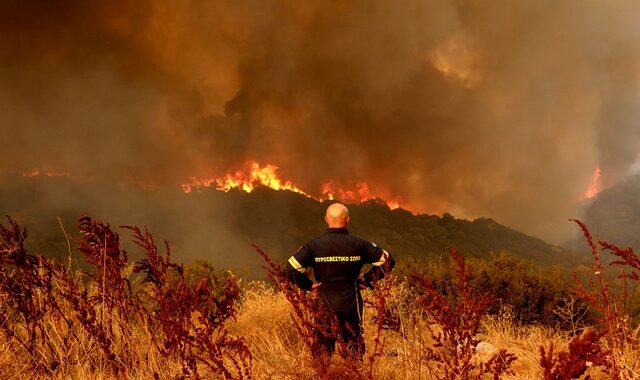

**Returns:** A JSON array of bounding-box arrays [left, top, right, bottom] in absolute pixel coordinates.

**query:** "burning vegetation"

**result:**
[[181, 161, 402, 210], [581, 167, 603, 201], [2, 0, 640, 246]]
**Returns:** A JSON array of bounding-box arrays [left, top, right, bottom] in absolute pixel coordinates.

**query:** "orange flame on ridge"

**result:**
[[22, 167, 70, 178], [321, 181, 400, 209], [581, 167, 602, 200], [182, 162, 314, 198], [182, 161, 402, 210]]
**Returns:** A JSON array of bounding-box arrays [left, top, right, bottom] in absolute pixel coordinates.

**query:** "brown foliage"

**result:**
[[0, 216, 251, 379], [411, 248, 517, 380], [253, 244, 339, 370], [539, 328, 606, 380], [0, 217, 60, 372], [129, 225, 251, 379], [540, 219, 640, 379], [365, 262, 394, 376]]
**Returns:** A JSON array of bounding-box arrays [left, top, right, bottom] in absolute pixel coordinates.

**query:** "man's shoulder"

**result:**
[[307, 232, 330, 243], [318, 230, 373, 246], [348, 234, 385, 253], [302, 233, 330, 249], [305, 230, 350, 243], [342, 232, 371, 245], [304, 230, 376, 250]]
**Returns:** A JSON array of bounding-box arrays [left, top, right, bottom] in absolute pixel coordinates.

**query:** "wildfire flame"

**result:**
[[182, 161, 401, 210], [581, 167, 602, 200], [22, 167, 70, 178], [182, 162, 313, 197], [321, 181, 400, 209]]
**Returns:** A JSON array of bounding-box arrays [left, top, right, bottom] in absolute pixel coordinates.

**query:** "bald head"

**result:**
[[325, 203, 350, 228]]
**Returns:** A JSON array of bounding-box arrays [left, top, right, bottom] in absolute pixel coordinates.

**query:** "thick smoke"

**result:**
[[2, 1, 640, 244]]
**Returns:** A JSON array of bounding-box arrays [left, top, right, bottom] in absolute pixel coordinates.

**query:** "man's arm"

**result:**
[[288, 242, 320, 291], [288, 256, 314, 290], [361, 243, 396, 288]]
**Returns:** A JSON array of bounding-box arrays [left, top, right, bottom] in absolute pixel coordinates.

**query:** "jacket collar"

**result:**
[[326, 227, 349, 234]]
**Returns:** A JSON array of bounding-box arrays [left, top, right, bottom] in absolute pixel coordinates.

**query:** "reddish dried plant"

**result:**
[[0, 216, 129, 374], [600, 240, 640, 277], [77, 216, 132, 315], [0, 217, 59, 372], [570, 219, 623, 342], [565, 219, 640, 379], [539, 328, 607, 380], [71, 217, 138, 373], [129, 225, 251, 379], [412, 248, 517, 380], [55, 261, 127, 373], [0, 216, 251, 379], [336, 260, 396, 380], [253, 244, 340, 375], [363, 260, 395, 379]]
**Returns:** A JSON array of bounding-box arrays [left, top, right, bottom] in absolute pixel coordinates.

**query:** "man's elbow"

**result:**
[[286, 265, 298, 283], [379, 250, 396, 273], [287, 265, 312, 291], [386, 253, 396, 272]]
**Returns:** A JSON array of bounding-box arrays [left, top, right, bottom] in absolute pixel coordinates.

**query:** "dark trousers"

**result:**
[[313, 308, 364, 359]]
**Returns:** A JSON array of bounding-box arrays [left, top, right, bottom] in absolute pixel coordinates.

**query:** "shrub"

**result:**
[[402, 252, 583, 328], [411, 248, 517, 379], [469, 253, 589, 328]]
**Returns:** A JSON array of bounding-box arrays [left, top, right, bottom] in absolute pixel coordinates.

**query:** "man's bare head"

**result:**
[[325, 203, 350, 228]]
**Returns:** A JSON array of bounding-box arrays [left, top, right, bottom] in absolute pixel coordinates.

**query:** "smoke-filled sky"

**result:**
[[2, 0, 640, 243]]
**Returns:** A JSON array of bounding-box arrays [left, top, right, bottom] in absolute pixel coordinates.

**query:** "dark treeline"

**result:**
[[2, 176, 586, 278]]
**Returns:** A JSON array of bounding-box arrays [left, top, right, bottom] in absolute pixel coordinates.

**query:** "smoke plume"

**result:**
[[2, 1, 640, 244]]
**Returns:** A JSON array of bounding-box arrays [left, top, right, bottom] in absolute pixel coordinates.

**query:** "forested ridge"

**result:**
[[1, 176, 583, 273]]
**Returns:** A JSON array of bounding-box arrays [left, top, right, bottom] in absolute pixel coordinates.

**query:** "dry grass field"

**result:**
[[234, 281, 591, 380], [1, 216, 639, 379]]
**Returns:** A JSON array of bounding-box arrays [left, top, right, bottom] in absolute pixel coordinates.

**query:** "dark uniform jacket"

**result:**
[[288, 227, 395, 312]]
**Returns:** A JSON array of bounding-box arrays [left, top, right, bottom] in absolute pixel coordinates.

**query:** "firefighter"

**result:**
[[287, 202, 396, 358]]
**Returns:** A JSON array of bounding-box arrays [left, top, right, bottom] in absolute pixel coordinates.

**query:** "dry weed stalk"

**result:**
[[564, 219, 640, 379], [411, 248, 516, 380], [363, 261, 396, 379], [74, 217, 136, 373], [539, 328, 606, 380], [0, 216, 128, 374], [570, 219, 625, 344], [253, 244, 338, 373], [552, 294, 591, 335], [128, 225, 251, 379], [0, 217, 59, 372], [0, 216, 251, 379]]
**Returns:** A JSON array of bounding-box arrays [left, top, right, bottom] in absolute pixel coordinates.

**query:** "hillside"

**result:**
[[0, 176, 581, 273], [220, 188, 578, 267], [582, 173, 640, 249]]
